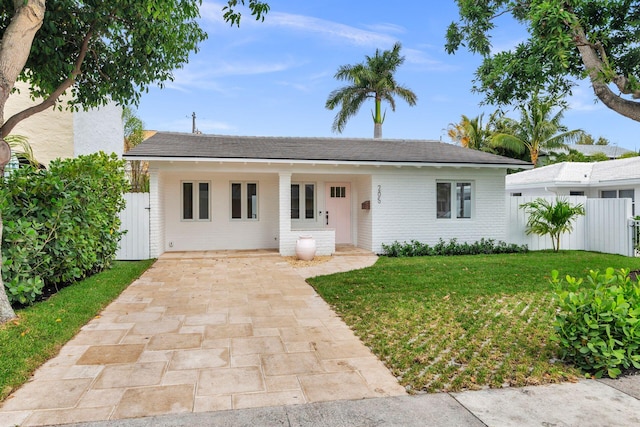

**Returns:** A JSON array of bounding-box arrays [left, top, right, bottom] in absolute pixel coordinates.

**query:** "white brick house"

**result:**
[[125, 132, 531, 257]]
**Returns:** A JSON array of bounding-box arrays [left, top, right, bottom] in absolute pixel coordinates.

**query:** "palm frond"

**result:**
[[325, 41, 417, 135], [4, 134, 38, 166]]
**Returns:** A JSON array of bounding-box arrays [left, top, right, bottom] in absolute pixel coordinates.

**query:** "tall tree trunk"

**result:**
[[373, 97, 383, 138], [530, 147, 539, 167], [374, 123, 382, 139], [0, 0, 46, 323]]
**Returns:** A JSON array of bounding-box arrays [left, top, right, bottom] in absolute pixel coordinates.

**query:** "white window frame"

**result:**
[[436, 181, 473, 219], [230, 181, 259, 221], [291, 182, 316, 221], [181, 181, 211, 222]]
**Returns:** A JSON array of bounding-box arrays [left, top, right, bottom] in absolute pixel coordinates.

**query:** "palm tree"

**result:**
[[325, 42, 417, 138], [492, 93, 584, 166], [520, 198, 585, 252], [447, 113, 497, 152]]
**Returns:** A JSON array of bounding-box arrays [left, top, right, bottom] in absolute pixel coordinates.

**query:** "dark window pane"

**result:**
[[437, 182, 451, 218], [247, 183, 257, 219], [456, 182, 471, 218], [619, 189, 634, 200], [231, 183, 242, 219], [198, 182, 209, 220], [183, 182, 193, 220], [305, 184, 314, 219], [291, 184, 300, 219], [331, 186, 335, 198], [601, 190, 616, 198]]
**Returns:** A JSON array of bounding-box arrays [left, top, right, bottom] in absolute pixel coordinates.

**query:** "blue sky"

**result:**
[[136, 0, 639, 152]]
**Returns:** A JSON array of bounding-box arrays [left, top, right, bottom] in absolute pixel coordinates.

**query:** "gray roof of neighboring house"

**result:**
[[506, 156, 640, 188], [126, 132, 532, 167], [545, 144, 635, 158]]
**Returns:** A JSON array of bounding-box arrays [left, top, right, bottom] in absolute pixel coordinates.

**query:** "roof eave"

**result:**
[[123, 155, 532, 169]]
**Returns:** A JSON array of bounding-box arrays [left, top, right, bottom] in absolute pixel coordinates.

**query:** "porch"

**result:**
[[146, 166, 372, 258]]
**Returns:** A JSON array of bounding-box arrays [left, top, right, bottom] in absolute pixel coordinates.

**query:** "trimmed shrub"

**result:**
[[1, 152, 128, 305], [551, 268, 640, 378], [381, 238, 528, 257]]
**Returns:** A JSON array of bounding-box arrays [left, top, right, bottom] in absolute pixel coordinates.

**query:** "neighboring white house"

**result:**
[[5, 81, 123, 166], [125, 132, 532, 257], [506, 156, 640, 215]]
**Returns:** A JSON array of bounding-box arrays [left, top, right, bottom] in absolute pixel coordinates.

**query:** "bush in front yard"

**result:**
[[381, 238, 528, 257], [551, 268, 640, 378], [0, 152, 128, 305]]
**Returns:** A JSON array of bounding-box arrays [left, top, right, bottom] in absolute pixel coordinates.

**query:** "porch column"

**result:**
[[148, 167, 164, 258], [278, 172, 292, 255]]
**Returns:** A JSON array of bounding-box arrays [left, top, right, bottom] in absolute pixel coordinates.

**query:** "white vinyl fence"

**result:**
[[507, 196, 634, 257], [116, 192, 150, 260]]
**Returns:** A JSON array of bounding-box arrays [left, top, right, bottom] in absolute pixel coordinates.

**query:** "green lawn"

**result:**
[[0, 260, 154, 401], [308, 251, 640, 393]]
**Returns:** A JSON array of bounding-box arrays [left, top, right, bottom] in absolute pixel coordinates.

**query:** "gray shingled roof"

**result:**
[[125, 132, 532, 167]]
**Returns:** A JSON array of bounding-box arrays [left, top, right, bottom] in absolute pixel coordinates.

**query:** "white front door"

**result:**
[[325, 183, 351, 244]]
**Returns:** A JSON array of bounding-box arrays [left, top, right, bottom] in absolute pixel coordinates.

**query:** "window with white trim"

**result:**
[[291, 183, 315, 220], [231, 182, 259, 220], [437, 181, 472, 219], [182, 181, 210, 221]]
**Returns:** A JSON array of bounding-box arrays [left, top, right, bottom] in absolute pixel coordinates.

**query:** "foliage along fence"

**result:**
[[507, 196, 634, 256], [1, 153, 128, 305]]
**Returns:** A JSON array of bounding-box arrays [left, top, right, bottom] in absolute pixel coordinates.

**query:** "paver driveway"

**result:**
[[0, 252, 406, 426]]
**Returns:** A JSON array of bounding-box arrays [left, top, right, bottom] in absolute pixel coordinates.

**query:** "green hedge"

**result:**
[[552, 268, 640, 378], [1, 152, 128, 305], [381, 238, 528, 257]]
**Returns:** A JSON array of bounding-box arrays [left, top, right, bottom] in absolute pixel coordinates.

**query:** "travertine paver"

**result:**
[[0, 250, 405, 427]]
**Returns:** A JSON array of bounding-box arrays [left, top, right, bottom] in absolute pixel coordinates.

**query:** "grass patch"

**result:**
[[0, 260, 154, 400], [308, 251, 640, 393]]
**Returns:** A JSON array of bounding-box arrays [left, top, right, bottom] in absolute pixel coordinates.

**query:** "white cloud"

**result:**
[[566, 83, 602, 112], [362, 23, 406, 34], [265, 12, 397, 47], [403, 48, 456, 71], [163, 58, 301, 92], [201, 2, 397, 47]]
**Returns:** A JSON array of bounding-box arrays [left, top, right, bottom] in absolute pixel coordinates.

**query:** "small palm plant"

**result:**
[[520, 198, 585, 252]]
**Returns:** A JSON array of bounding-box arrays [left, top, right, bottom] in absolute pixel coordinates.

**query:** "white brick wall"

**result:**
[[149, 168, 164, 258], [371, 168, 507, 254], [355, 175, 373, 251], [145, 162, 511, 256], [73, 101, 123, 158], [161, 171, 279, 252]]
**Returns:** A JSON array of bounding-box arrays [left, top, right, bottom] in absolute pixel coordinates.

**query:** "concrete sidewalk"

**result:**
[[63, 375, 640, 427]]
